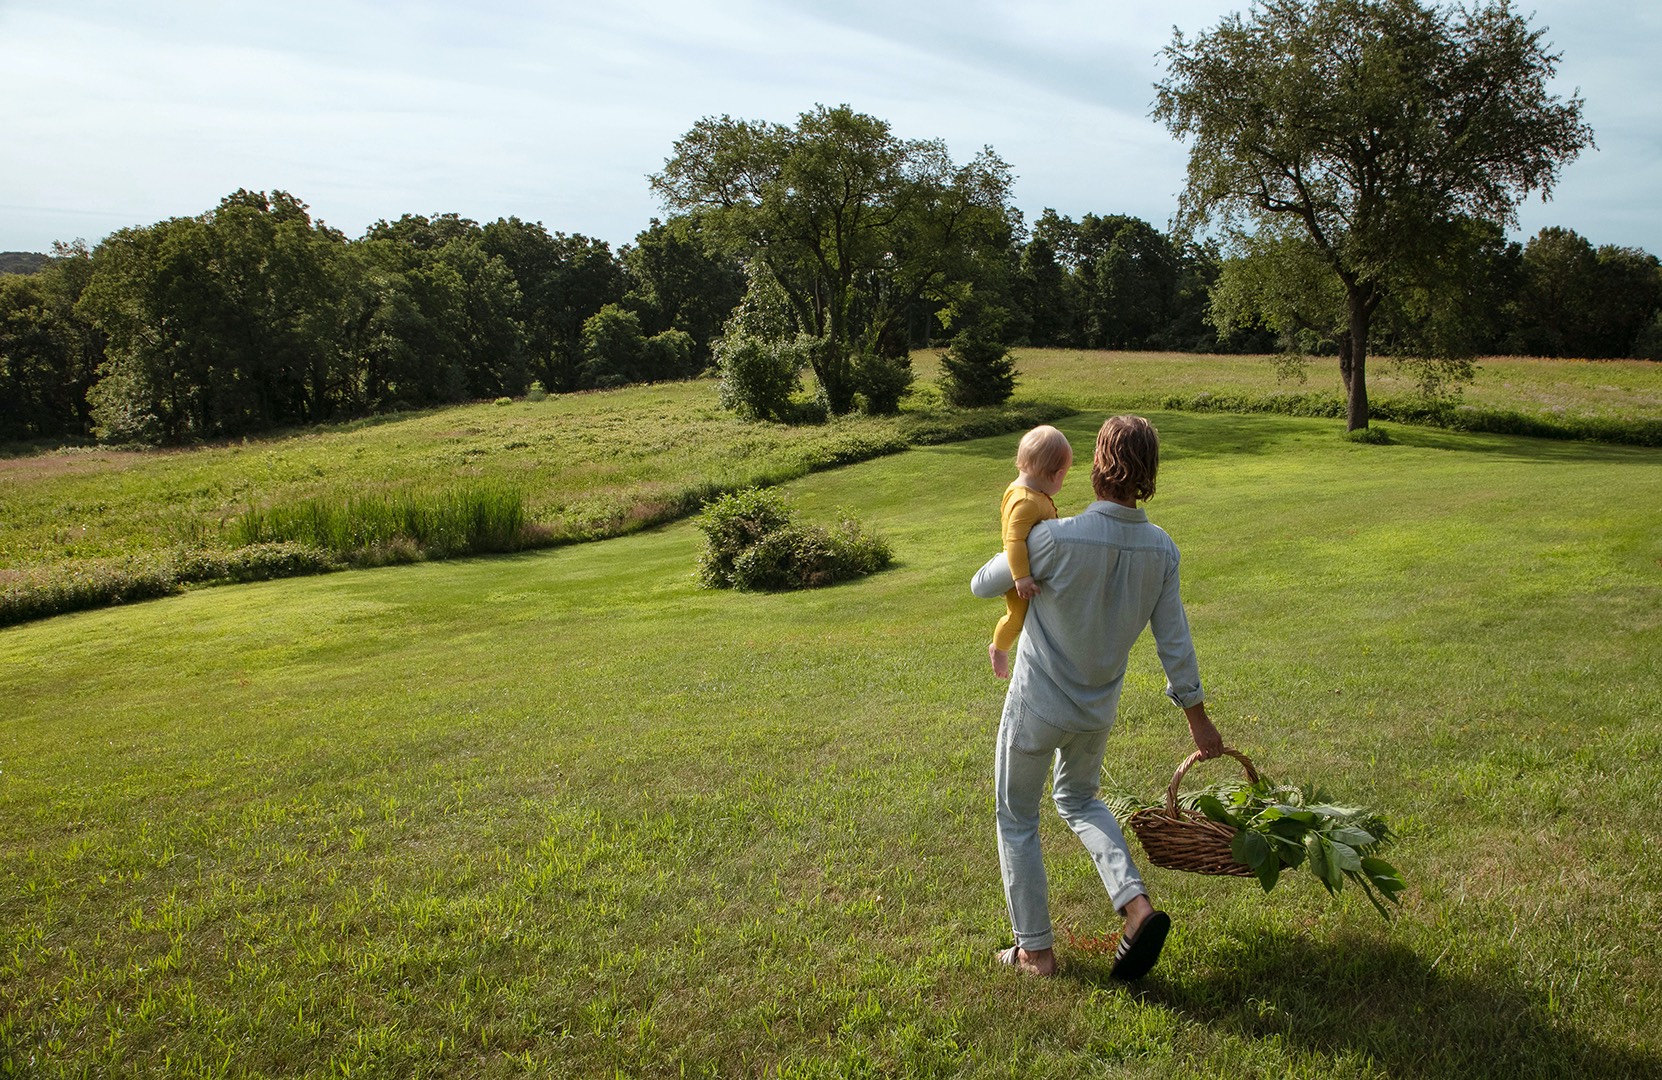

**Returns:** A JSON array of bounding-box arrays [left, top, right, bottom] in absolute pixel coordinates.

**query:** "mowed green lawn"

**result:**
[[2, 412, 1659, 1078]]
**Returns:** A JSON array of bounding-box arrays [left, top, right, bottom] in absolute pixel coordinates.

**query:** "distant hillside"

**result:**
[[0, 251, 50, 275]]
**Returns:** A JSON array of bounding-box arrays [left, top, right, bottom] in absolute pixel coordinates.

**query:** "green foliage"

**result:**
[[0, 542, 340, 627], [1506, 228, 1662, 358], [653, 104, 1015, 414], [0, 241, 102, 441], [1194, 779, 1405, 920], [851, 351, 915, 415], [937, 331, 1017, 407], [232, 483, 529, 561], [1633, 312, 1662, 362], [713, 333, 809, 421], [693, 487, 892, 591], [1157, 0, 1594, 428], [623, 216, 745, 367], [478, 216, 626, 393], [580, 303, 649, 388]]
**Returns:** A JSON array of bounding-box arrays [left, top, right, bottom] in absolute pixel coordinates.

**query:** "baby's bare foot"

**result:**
[[989, 644, 1010, 680]]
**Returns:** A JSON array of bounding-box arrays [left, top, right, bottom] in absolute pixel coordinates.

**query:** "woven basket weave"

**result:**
[[1127, 747, 1260, 877]]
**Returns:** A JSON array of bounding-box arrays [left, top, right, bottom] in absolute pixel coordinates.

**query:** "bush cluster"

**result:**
[[714, 334, 812, 421], [693, 488, 892, 592], [0, 542, 341, 628]]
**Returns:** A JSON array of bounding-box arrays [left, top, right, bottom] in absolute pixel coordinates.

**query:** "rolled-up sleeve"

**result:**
[[1149, 552, 1205, 708]]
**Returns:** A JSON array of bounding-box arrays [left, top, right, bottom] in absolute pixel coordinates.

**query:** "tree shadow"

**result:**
[[1382, 422, 1662, 464], [1064, 926, 1659, 1079]]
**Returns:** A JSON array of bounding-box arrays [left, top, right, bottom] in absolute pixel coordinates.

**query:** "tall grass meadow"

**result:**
[[232, 482, 530, 561]]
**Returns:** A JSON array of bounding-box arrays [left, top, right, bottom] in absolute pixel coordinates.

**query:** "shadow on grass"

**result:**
[[1385, 423, 1662, 464], [1065, 926, 1658, 1079]]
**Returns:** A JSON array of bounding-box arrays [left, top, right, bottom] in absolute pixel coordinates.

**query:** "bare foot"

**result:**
[[996, 945, 1057, 976], [989, 644, 1010, 680], [1122, 894, 1154, 939]]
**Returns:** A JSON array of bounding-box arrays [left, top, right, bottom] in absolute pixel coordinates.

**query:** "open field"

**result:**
[[990, 349, 1662, 422], [4, 350, 1659, 593], [3, 410, 1659, 1077]]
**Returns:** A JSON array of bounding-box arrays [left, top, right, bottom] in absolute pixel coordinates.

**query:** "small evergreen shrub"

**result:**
[[694, 488, 893, 591], [852, 351, 915, 415], [938, 332, 1017, 408]]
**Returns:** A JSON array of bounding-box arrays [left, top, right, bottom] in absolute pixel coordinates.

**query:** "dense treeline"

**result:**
[[2, 187, 1659, 446], [0, 192, 742, 444]]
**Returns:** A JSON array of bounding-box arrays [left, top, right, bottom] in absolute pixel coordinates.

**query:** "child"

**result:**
[[989, 424, 1073, 679]]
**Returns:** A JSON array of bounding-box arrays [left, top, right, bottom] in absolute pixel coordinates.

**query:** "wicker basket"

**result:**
[[1127, 747, 1260, 877]]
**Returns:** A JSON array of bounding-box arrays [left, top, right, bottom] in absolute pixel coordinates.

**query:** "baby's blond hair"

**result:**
[[1015, 424, 1072, 478]]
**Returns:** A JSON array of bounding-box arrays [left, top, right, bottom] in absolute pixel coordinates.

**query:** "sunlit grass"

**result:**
[[3, 411, 1658, 1077]]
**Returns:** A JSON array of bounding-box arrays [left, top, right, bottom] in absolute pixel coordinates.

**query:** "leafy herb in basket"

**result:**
[[1205, 779, 1406, 919], [1110, 775, 1409, 920]]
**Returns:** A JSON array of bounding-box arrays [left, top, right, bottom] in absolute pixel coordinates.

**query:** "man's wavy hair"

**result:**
[[1091, 415, 1159, 504]]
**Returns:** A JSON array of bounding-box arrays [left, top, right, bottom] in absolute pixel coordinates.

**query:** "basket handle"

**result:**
[[1164, 747, 1259, 816]]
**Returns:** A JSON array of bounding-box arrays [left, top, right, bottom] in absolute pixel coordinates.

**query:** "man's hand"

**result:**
[[1184, 703, 1223, 760], [1014, 576, 1040, 599]]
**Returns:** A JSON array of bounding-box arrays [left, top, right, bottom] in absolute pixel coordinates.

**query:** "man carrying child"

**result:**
[[971, 415, 1224, 979]]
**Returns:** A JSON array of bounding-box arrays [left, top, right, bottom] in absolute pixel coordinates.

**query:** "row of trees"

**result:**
[[5, 0, 1662, 444], [5, 188, 1656, 445], [0, 193, 743, 443]]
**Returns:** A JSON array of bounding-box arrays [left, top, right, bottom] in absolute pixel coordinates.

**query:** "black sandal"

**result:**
[[1110, 911, 1171, 981]]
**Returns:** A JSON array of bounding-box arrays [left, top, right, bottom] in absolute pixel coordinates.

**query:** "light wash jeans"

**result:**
[[995, 694, 1145, 951]]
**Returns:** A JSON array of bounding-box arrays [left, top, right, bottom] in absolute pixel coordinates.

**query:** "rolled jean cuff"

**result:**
[[1015, 927, 1054, 951], [1111, 882, 1146, 915]]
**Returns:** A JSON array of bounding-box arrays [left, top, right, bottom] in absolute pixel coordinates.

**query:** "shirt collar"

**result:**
[[1085, 500, 1148, 522]]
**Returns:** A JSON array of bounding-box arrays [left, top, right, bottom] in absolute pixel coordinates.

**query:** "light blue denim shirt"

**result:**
[[971, 500, 1205, 732]]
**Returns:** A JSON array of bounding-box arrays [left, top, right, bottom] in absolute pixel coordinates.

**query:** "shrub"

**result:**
[[692, 487, 795, 588], [173, 542, 343, 583], [938, 332, 1017, 407], [644, 328, 696, 381], [714, 334, 808, 421], [852, 351, 915, 415], [694, 488, 892, 591], [1, 555, 181, 627], [581, 304, 648, 389], [525, 380, 549, 402]]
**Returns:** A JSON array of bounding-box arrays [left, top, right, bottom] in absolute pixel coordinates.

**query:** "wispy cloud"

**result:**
[[1, 0, 1655, 252]]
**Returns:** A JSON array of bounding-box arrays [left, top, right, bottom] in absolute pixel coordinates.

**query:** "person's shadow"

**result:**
[[1064, 924, 1659, 1079]]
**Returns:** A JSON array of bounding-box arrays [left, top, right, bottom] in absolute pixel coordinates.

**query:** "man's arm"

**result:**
[[1149, 555, 1205, 705], [971, 520, 1056, 599]]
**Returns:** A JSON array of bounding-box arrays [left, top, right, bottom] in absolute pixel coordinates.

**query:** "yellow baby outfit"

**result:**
[[992, 481, 1059, 651]]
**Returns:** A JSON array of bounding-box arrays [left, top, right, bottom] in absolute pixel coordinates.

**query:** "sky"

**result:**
[[2, 0, 1657, 256]]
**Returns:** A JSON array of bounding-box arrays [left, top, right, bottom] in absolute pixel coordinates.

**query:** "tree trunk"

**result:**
[[1343, 289, 1373, 432]]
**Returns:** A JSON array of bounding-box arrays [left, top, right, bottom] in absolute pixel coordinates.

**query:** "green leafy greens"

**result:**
[[1113, 779, 1408, 920]]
